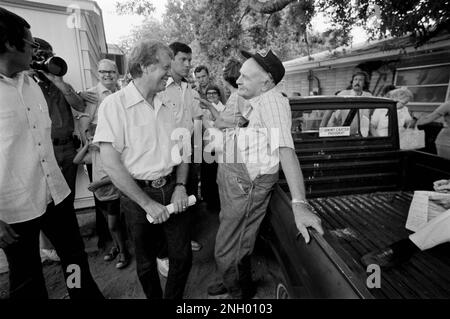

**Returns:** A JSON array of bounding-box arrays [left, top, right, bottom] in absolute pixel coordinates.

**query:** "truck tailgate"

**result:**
[[310, 191, 450, 298]]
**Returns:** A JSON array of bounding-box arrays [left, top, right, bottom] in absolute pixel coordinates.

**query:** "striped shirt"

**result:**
[[0, 72, 70, 224], [236, 88, 294, 180]]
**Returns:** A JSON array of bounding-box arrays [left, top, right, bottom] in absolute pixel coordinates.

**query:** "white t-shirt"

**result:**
[[371, 106, 412, 137]]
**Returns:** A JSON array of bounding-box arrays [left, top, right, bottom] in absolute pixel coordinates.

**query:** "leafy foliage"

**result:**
[[317, 0, 450, 45], [115, 0, 155, 16], [116, 0, 450, 79]]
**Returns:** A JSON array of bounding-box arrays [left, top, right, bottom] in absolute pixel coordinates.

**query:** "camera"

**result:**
[[31, 48, 67, 77], [30, 56, 68, 77]]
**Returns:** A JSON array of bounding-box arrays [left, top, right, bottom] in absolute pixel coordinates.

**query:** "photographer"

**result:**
[[29, 38, 85, 202], [29, 38, 86, 261]]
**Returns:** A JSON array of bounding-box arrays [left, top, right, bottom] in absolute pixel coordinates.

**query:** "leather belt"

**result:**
[[135, 172, 174, 189], [52, 136, 73, 146]]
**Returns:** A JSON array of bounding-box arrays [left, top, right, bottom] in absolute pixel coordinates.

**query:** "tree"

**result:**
[[115, 0, 155, 16], [317, 0, 450, 45], [118, 17, 174, 52], [115, 0, 450, 79]]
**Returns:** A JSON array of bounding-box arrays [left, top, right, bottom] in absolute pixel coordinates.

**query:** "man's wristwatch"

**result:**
[[291, 199, 315, 212], [175, 182, 186, 189]]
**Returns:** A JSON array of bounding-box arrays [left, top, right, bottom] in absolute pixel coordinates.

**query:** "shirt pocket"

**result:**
[[39, 106, 52, 129], [130, 122, 155, 151], [0, 110, 20, 139]]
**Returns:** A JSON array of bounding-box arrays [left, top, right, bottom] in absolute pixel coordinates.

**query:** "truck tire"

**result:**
[[276, 282, 291, 299]]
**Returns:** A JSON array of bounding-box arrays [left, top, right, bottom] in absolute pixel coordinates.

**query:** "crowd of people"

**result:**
[[0, 7, 322, 299], [0, 6, 448, 300]]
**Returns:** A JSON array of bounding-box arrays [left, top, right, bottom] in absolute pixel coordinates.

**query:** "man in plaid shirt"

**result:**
[[209, 49, 324, 298]]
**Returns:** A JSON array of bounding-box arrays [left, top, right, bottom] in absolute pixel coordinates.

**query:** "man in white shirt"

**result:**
[[94, 39, 191, 299], [337, 71, 372, 97], [210, 49, 324, 298], [155, 42, 204, 277], [0, 7, 103, 299], [321, 71, 373, 136]]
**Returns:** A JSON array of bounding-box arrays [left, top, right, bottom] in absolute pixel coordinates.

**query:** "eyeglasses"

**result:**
[[206, 91, 219, 96], [23, 38, 40, 49], [99, 70, 117, 75]]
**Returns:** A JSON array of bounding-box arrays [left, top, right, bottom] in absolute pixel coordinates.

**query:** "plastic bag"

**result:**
[[399, 128, 425, 150]]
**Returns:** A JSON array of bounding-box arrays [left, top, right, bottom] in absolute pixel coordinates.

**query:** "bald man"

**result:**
[[79, 59, 120, 143], [209, 50, 324, 298], [79, 59, 120, 250]]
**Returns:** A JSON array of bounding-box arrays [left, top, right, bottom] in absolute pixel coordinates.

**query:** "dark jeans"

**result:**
[[3, 200, 103, 299], [201, 155, 220, 211], [121, 179, 192, 299]]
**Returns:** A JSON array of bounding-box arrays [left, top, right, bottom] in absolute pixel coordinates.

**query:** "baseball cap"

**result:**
[[240, 49, 285, 85]]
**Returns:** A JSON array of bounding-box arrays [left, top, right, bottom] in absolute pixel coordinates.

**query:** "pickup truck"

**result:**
[[261, 96, 450, 299]]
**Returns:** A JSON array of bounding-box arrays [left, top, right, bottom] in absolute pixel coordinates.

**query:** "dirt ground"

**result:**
[[0, 203, 279, 299]]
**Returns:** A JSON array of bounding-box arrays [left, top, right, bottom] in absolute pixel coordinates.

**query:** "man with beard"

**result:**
[[94, 39, 191, 299], [337, 71, 372, 97], [320, 71, 372, 136]]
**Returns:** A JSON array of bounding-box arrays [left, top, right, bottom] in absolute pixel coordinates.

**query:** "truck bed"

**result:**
[[309, 191, 450, 299]]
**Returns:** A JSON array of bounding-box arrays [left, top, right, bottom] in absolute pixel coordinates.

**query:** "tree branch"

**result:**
[[265, 13, 273, 30], [238, 6, 251, 25], [248, 0, 297, 14]]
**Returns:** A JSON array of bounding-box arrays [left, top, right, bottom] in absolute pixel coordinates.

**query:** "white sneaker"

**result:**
[[41, 249, 60, 262], [157, 257, 169, 277]]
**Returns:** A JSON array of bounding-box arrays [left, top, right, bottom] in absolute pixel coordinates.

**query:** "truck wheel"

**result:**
[[276, 282, 290, 299]]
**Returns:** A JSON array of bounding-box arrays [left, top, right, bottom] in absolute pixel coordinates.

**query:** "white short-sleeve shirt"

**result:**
[[93, 81, 182, 180], [371, 106, 412, 137]]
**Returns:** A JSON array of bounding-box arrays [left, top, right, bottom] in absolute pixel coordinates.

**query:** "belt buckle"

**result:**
[[151, 177, 166, 188]]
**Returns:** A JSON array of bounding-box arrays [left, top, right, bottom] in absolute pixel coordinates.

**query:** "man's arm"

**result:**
[[279, 147, 324, 243], [99, 142, 170, 223], [417, 102, 450, 126], [171, 163, 189, 213], [73, 142, 90, 164], [79, 90, 98, 104], [43, 72, 85, 112], [320, 110, 333, 127], [88, 176, 112, 192], [78, 114, 91, 145]]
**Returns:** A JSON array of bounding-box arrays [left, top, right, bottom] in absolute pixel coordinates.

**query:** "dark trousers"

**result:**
[[3, 200, 103, 299], [121, 179, 192, 299], [201, 155, 220, 211], [158, 162, 200, 259], [53, 142, 78, 204]]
